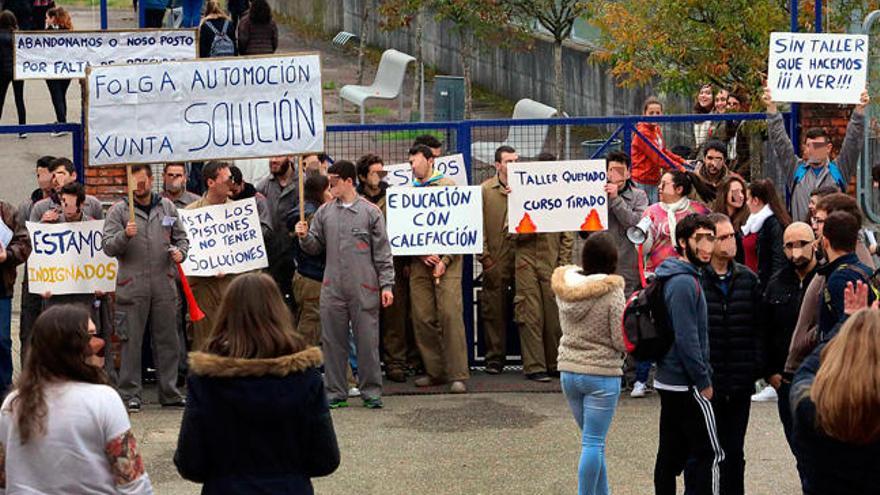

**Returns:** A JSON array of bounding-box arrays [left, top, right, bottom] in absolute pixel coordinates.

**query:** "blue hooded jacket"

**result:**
[[654, 257, 713, 390]]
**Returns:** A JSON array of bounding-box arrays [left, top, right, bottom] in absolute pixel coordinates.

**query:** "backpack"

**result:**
[[622, 277, 674, 361], [786, 161, 847, 210], [206, 20, 235, 57]]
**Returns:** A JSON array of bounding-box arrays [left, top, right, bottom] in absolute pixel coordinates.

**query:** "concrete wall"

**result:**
[[268, 0, 654, 117]]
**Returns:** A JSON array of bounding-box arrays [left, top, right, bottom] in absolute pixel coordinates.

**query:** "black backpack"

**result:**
[[622, 277, 674, 361]]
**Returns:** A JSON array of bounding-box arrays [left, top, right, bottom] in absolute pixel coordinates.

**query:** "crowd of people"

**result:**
[[0, 40, 877, 492]]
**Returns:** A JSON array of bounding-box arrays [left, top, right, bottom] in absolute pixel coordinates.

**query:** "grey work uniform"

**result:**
[[256, 174, 298, 299], [300, 196, 394, 402], [103, 194, 189, 405], [164, 190, 201, 210], [30, 194, 104, 223]]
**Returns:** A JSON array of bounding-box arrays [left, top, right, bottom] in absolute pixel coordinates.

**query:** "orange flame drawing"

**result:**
[[516, 212, 538, 233], [580, 209, 604, 231]]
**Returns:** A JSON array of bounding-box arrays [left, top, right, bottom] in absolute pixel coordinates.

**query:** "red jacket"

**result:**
[[631, 123, 687, 186]]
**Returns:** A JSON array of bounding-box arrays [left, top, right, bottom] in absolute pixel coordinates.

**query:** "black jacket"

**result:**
[[701, 261, 764, 396], [760, 263, 817, 379], [199, 17, 238, 58], [792, 344, 880, 495], [174, 347, 340, 494], [0, 29, 13, 78], [756, 215, 787, 288], [292, 201, 325, 282]]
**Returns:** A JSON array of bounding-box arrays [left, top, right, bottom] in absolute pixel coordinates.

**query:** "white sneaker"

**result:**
[[348, 387, 361, 398], [630, 381, 647, 398], [751, 385, 778, 402]]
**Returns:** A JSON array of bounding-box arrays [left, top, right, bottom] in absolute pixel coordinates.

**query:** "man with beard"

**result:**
[[693, 213, 763, 495], [757, 222, 818, 463], [692, 140, 731, 204], [256, 155, 299, 307], [162, 163, 200, 209], [653, 213, 723, 495], [103, 164, 188, 413]]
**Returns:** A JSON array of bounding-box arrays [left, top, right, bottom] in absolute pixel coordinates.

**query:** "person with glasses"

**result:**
[[652, 213, 723, 495], [742, 179, 791, 288], [764, 86, 870, 223], [756, 222, 818, 481], [688, 213, 764, 495]]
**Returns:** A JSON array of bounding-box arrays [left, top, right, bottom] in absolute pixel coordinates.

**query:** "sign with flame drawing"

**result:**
[[507, 160, 608, 234]]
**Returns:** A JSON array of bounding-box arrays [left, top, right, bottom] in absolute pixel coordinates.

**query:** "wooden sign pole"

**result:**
[[126, 164, 135, 224], [298, 155, 306, 223]]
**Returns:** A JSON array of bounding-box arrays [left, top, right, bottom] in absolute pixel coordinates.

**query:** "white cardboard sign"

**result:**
[[86, 53, 324, 166], [179, 198, 268, 277], [386, 186, 483, 255], [26, 220, 118, 295], [768, 32, 868, 104], [381, 153, 469, 187], [14, 29, 197, 80], [507, 160, 608, 234]]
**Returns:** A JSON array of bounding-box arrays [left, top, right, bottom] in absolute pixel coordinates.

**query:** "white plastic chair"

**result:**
[[471, 98, 560, 163], [339, 49, 417, 124]]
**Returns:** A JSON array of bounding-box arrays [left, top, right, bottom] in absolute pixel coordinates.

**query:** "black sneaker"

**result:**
[[547, 370, 560, 378], [162, 399, 186, 409], [526, 372, 551, 383], [485, 362, 503, 375], [127, 400, 142, 413]]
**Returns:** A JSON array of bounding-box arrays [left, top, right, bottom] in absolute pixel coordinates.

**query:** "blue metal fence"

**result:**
[[0, 123, 85, 180]]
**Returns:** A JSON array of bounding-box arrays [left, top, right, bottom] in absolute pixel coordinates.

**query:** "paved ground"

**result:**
[[1, 8, 802, 495]]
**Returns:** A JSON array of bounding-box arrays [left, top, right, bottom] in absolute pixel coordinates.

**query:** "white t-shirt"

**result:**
[[0, 382, 153, 494]]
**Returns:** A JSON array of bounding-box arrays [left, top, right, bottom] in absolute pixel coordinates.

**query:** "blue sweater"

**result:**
[[655, 258, 713, 390]]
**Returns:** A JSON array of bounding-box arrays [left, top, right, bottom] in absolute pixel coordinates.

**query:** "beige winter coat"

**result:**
[[552, 267, 627, 376]]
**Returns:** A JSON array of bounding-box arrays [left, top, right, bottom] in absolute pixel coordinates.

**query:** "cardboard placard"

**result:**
[[179, 198, 268, 276], [26, 220, 118, 295], [386, 186, 483, 255]]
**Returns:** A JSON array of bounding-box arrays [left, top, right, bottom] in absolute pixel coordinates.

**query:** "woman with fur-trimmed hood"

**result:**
[[174, 273, 339, 495], [551, 233, 627, 495]]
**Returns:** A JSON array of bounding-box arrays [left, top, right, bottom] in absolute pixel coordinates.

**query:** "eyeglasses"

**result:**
[[784, 240, 813, 250]]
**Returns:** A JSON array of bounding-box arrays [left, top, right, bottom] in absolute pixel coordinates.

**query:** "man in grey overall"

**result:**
[[296, 160, 394, 409]]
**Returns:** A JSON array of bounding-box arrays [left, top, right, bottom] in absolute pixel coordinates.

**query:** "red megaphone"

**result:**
[[177, 263, 205, 322]]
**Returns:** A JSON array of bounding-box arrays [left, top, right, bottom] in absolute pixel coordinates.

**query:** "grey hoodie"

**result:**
[[654, 257, 712, 390]]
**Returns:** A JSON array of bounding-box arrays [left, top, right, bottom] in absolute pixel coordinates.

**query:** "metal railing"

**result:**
[[0, 123, 85, 180]]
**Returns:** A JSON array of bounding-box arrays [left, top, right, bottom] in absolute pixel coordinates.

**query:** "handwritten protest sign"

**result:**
[[386, 186, 483, 256], [86, 53, 324, 166], [507, 160, 608, 234], [179, 198, 267, 276], [26, 220, 118, 295], [382, 154, 469, 187], [768, 32, 868, 104], [15, 29, 197, 80]]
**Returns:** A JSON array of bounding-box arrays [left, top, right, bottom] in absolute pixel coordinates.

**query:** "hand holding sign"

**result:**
[[855, 90, 870, 114], [295, 220, 308, 238], [763, 87, 778, 114], [125, 221, 138, 238], [0, 244, 6, 263]]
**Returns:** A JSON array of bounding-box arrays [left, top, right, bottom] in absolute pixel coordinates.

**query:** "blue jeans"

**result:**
[[635, 360, 652, 383], [634, 181, 659, 204], [562, 372, 621, 495], [182, 0, 204, 27], [0, 297, 11, 397]]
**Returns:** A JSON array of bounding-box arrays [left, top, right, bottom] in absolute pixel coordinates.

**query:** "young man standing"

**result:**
[[162, 162, 200, 209], [103, 164, 188, 412], [478, 145, 517, 375], [653, 213, 724, 495], [17, 155, 54, 364], [256, 155, 299, 307], [764, 87, 869, 223], [698, 213, 763, 495], [30, 158, 104, 223], [603, 151, 649, 296], [407, 144, 470, 393], [296, 160, 394, 409]]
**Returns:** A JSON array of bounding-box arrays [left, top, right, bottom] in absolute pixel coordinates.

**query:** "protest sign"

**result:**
[[86, 53, 324, 166], [386, 186, 483, 256], [14, 29, 197, 80], [26, 220, 118, 295], [179, 198, 268, 277], [507, 160, 608, 234], [382, 153, 469, 187], [768, 32, 868, 104]]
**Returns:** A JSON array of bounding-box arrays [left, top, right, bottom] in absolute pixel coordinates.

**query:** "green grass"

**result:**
[[366, 106, 393, 117], [376, 129, 445, 142]]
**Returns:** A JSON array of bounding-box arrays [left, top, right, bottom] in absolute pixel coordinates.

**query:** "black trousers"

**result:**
[[655, 388, 725, 495], [18, 283, 42, 366], [32, 5, 51, 30], [0, 76, 26, 125], [776, 381, 807, 485], [144, 8, 166, 27], [45, 79, 70, 123]]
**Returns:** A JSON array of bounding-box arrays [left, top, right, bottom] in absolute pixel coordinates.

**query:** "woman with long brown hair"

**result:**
[[711, 174, 748, 262], [0, 305, 152, 493], [174, 272, 339, 494], [791, 307, 880, 494], [742, 179, 791, 286]]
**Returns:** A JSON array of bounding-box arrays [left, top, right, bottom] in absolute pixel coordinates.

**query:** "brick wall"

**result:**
[[799, 103, 853, 155], [84, 165, 127, 201]]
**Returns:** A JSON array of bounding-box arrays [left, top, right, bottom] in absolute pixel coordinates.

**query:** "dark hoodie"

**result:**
[[357, 181, 388, 209], [655, 257, 713, 390]]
